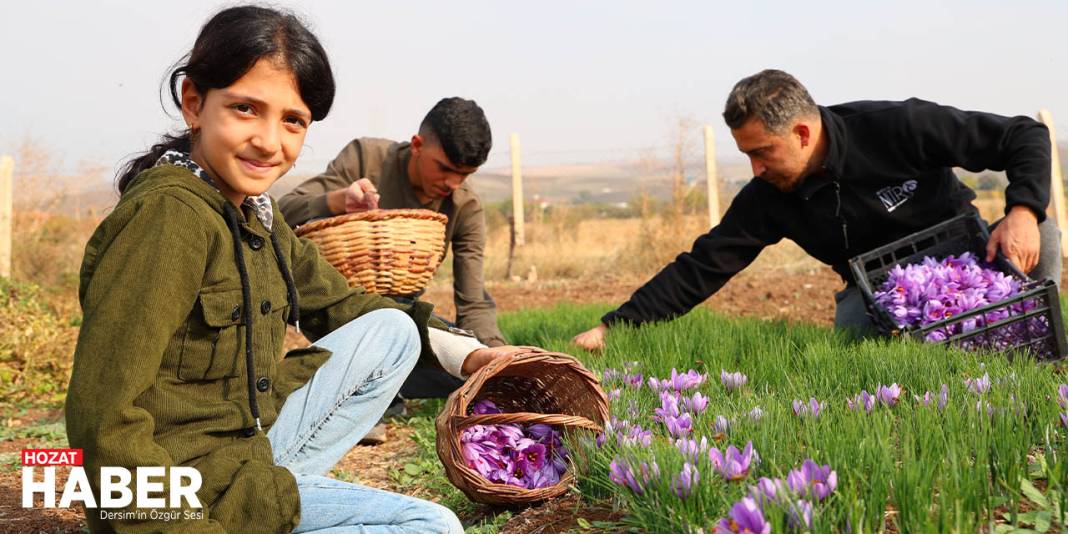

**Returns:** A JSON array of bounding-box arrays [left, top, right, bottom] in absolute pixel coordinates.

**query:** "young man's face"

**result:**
[[731, 118, 811, 193], [408, 135, 479, 201]]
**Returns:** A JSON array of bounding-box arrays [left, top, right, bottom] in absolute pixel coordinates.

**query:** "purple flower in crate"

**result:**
[[472, 399, 502, 415], [624, 373, 643, 389], [675, 436, 709, 463], [748, 476, 786, 507], [608, 458, 644, 494], [939, 384, 949, 411], [665, 413, 693, 438], [682, 392, 709, 414], [721, 369, 748, 391], [876, 383, 903, 407], [714, 497, 770, 534], [786, 459, 837, 501], [847, 390, 875, 413], [709, 441, 755, 481], [965, 373, 991, 395], [1057, 384, 1068, 408], [793, 397, 825, 418], [672, 462, 700, 499]]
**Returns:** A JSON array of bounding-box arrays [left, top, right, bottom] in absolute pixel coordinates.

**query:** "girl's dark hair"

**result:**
[[117, 5, 335, 193]]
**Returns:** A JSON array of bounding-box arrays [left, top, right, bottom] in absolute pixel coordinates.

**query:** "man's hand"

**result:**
[[986, 205, 1041, 274], [461, 345, 539, 375], [327, 178, 380, 215], [572, 323, 608, 352]]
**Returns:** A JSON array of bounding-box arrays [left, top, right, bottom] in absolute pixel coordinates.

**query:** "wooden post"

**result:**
[[0, 155, 12, 279], [1037, 110, 1068, 257], [510, 133, 525, 246], [704, 125, 721, 227]]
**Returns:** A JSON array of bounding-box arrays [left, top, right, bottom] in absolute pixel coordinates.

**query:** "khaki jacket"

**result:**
[[278, 137, 505, 346], [66, 164, 442, 532]]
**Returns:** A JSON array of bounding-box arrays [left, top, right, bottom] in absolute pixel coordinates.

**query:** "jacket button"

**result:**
[[241, 426, 255, 438], [249, 235, 265, 250], [230, 305, 241, 321], [260, 300, 272, 314], [256, 377, 271, 392]]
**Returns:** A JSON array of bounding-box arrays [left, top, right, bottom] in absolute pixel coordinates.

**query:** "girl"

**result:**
[[66, 6, 517, 533]]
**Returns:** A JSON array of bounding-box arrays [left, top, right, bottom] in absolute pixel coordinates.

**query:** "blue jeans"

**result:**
[[266, 308, 464, 533]]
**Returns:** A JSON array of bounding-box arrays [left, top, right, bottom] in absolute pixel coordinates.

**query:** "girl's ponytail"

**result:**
[[116, 132, 191, 194]]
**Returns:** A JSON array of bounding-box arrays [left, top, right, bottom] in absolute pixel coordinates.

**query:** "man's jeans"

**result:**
[[835, 215, 1063, 333], [267, 308, 464, 533]]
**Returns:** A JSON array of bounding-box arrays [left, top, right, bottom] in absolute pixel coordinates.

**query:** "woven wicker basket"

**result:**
[[436, 349, 610, 505], [295, 209, 448, 296]]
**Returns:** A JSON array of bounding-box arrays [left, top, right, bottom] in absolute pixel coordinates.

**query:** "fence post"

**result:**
[[704, 125, 720, 227], [1037, 110, 1068, 257], [0, 155, 12, 279], [510, 133, 525, 247]]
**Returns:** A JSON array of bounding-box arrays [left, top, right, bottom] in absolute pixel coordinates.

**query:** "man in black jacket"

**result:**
[[573, 69, 1061, 349]]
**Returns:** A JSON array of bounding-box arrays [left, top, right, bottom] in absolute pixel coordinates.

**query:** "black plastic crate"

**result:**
[[847, 213, 1067, 360]]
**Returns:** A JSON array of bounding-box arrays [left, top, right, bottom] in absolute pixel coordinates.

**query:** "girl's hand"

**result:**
[[461, 345, 540, 375]]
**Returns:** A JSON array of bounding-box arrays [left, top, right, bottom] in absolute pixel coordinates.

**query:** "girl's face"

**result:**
[[181, 58, 312, 206]]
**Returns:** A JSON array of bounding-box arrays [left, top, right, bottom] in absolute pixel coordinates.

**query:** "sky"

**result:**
[[2, 0, 1067, 180]]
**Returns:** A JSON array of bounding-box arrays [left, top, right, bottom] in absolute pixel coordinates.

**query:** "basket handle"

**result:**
[[451, 412, 604, 433]]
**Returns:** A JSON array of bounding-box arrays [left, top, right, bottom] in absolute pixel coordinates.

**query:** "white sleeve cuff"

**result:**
[[429, 327, 487, 379]]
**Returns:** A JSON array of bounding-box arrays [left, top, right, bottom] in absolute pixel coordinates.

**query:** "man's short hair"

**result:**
[[419, 97, 492, 168], [723, 69, 818, 132]]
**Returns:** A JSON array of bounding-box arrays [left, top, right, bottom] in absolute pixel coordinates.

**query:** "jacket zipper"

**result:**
[[833, 180, 850, 251]]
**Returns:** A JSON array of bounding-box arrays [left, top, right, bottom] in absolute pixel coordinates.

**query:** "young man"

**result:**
[[280, 97, 507, 441], [573, 69, 1061, 350]]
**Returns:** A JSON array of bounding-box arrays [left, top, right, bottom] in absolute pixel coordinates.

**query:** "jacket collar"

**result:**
[[795, 106, 849, 200]]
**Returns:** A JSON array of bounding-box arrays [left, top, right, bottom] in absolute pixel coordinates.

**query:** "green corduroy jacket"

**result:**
[[65, 164, 443, 533]]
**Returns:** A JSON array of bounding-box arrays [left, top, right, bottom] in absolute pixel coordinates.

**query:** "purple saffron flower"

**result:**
[[1061, 411, 1068, 428], [713, 415, 732, 436], [848, 390, 875, 413], [595, 433, 605, 448], [602, 368, 619, 382], [654, 391, 682, 423], [665, 413, 693, 438], [709, 441, 755, 481], [654, 368, 707, 392], [786, 459, 837, 501], [876, 383, 903, 407], [472, 399, 503, 415], [1057, 384, 1068, 408], [748, 476, 786, 507], [674, 436, 709, 463], [965, 373, 991, 395], [714, 497, 770, 534], [793, 397, 825, 418], [787, 499, 814, 530], [682, 392, 709, 414], [747, 407, 765, 421], [720, 369, 748, 391], [938, 384, 949, 411], [618, 423, 653, 447], [608, 458, 643, 494], [607, 388, 621, 400], [914, 391, 933, 407], [624, 373, 643, 389], [672, 462, 700, 499]]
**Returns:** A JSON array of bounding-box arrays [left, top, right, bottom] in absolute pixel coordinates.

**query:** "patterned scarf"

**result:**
[[155, 150, 275, 231]]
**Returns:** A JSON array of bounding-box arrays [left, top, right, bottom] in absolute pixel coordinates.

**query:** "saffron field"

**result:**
[[493, 303, 1068, 533]]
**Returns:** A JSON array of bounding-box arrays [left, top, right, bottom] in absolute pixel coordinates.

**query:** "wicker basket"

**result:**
[[436, 349, 610, 505], [295, 209, 448, 296]]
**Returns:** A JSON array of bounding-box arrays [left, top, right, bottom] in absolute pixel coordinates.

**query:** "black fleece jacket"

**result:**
[[603, 98, 1051, 327]]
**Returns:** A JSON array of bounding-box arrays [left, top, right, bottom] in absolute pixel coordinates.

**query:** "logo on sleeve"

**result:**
[[875, 180, 918, 212]]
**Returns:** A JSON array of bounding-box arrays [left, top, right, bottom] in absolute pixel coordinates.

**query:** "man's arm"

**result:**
[[450, 197, 507, 346], [277, 139, 363, 227], [900, 98, 1051, 220]]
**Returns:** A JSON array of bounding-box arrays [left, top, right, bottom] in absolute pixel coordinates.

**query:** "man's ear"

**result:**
[[180, 79, 204, 129], [795, 122, 812, 149], [410, 134, 424, 155]]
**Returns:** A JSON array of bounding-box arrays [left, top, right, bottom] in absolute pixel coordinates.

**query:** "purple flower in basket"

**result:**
[[709, 441, 755, 481], [672, 462, 700, 499], [876, 383, 903, 407], [786, 459, 837, 501], [721, 369, 748, 391], [471, 399, 502, 415], [793, 397, 825, 418], [714, 497, 770, 534]]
